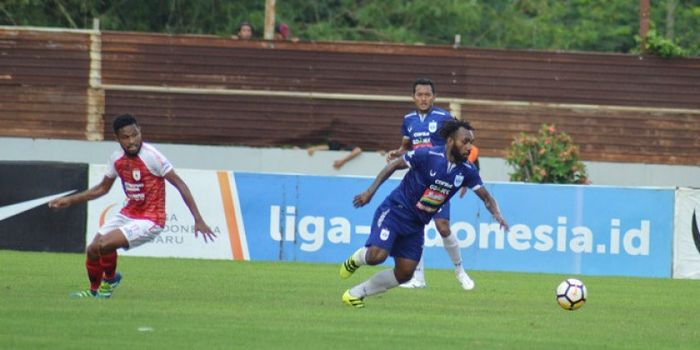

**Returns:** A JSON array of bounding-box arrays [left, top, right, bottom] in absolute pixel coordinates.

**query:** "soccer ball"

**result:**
[[556, 278, 587, 311]]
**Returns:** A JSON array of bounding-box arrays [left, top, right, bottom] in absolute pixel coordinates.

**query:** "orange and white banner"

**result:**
[[87, 165, 248, 260]]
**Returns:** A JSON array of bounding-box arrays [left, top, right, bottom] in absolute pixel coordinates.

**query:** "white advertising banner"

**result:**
[[84, 166, 687, 279], [87, 165, 247, 260], [672, 187, 700, 279]]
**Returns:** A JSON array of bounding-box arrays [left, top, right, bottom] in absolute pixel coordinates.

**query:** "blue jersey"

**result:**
[[401, 107, 455, 149], [381, 146, 483, 226]]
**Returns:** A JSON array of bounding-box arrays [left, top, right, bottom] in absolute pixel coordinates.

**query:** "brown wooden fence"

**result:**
[[1, 27, 699, 165]]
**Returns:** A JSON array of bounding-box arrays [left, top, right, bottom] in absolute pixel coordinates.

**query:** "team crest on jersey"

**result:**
[[454, 174, 464, 187], [429, 121, 437, 133], [132, 169, 141, 181], [380, 228, 390, 241]]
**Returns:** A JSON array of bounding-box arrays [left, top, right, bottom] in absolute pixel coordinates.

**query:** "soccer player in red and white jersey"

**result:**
[[49, 114, 216, 298]]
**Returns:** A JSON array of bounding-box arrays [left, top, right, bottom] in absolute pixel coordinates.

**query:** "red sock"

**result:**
[[86, 257, 103, 291], [100, 251, 118, 281]]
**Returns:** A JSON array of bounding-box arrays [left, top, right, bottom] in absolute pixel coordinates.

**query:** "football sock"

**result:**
[[85, 257, 103, 291], [441, 233, 463, 267], [100, 251, 118, 280], [349, 268, 400, 298], [352, 247, 368, 266], [412, 256, 425, 282]]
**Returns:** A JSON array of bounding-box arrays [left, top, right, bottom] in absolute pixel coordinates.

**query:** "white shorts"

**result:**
[[98, 213, 164, 250]]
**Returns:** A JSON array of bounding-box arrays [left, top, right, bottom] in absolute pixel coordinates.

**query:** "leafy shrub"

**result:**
[[506, 124, 589, 184], [635, 29, 688, 58]]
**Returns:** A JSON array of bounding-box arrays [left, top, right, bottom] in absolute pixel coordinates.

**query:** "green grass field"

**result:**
[[1, 250, 699, 349]]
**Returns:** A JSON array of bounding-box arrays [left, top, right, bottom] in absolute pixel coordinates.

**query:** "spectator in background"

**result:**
[[274, 23, 299, 42], [307, 140, 363, 170], [274, 23, 288, 40], [233, 21, 254, 40]]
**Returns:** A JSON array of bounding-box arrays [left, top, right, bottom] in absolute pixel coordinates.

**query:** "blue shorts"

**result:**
[[433, 201, 451, 221], [364, 204, 424, 262]]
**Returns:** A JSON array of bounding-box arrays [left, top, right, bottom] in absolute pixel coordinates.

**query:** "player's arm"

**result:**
[[333, 146, 362, 170], [385, 137, 412, 162], [307, 144, 329, 156], [473, 187, 509, 231], [459, 186, 468, 198], [164, 170, 216, 243], [48, 176, 116, 208], [353, 157, 408, 208]]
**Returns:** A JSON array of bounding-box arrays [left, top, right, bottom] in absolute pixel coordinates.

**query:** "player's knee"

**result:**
[[436, 220, 451, 238], [394, 268, 414, 283], [94, 238, 116, 255], [365, 248, 388, 265], [98, 243, 116, 255], [86, 243, 100, 259]]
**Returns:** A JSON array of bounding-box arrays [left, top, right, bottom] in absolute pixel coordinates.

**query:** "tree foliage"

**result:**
[[0, 0, 698, 56], [637, 29, 689, 57]]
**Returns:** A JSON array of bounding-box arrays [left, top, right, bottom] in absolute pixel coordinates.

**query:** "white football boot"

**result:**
[[456, 269, 475, 290]]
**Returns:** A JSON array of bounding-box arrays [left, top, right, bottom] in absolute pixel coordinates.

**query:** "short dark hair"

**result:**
[[439, 119, 474, 140], [113, 113, 138, 133], [238, 21, 254, 33], [413, 78, 435, 94]]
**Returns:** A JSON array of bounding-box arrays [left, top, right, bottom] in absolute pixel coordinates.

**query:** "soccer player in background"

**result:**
[[340, 120, 509, 308], [385, 78, 476, 290], [49, 114, 216, 298]]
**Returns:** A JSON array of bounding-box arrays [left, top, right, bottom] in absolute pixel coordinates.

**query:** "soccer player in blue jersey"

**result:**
[[340, 120, 509, 308], [386, 78, 475, 290]]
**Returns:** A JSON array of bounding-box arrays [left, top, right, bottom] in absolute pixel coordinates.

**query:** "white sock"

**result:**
[[441, 233, 463, 268], [349, 269, 400, 298], [352, 247, 367, 266], [411, 256, 425, 282]]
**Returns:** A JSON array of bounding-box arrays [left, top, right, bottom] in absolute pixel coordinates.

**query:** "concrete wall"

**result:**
[[4, 137, 699, 187]]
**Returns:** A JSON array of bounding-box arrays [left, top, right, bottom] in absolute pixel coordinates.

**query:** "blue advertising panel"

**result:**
[[234, 172, 674, 278]]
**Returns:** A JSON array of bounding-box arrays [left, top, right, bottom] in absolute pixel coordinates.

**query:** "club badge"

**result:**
[[454, 174, 464, 187]]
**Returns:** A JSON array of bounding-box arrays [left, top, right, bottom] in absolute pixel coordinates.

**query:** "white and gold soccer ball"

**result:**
[[556, 278, 587, 311]]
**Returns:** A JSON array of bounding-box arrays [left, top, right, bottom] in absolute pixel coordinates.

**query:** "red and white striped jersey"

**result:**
[[106, 142, 173, 227]]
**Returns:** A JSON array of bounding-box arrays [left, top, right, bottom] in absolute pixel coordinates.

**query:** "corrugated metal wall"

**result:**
[[2, 28, 699, 165], [0, 29, 89, 139], [101, 32, 700, 108]]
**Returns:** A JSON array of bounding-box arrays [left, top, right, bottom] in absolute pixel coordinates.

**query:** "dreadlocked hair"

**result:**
[[438, 119, 474, 140]]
